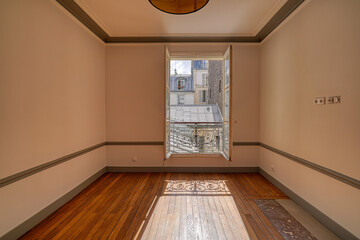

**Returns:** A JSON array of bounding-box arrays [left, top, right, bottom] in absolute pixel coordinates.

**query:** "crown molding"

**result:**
[[56, 0, 305, 43]]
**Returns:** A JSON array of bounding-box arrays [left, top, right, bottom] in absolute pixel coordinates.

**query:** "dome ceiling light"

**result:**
[[149, 0, 209, 15]]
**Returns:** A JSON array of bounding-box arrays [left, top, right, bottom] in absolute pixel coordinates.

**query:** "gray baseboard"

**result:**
[[0, 167, 107, 240], [107, 166, 259, 173], [259, 168, 358, 240], [3, 167, 357, 240]]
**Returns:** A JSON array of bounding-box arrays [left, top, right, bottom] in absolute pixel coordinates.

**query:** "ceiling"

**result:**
[[74, 0, 286, 37], [57, 0, 304, 42]]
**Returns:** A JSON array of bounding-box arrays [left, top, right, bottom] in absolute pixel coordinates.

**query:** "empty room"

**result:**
[[0, 0, 359, 239]]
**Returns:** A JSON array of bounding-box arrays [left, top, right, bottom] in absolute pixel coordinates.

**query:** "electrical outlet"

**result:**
[[314, 97, 325, 105], [132, 157, 137, 162], [327, 96, 341, 104]]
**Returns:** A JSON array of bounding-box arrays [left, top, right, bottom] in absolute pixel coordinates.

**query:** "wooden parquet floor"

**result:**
[[19, 173, 288, 240]]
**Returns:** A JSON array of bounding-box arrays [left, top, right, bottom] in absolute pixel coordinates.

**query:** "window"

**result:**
[[165, 47, 232, 160], [177, 78, 185, 90], [196, 73, 208, 86], [202, 73, 208, 86], [200, 90, 207, 103], [178, 95, 185, 104]]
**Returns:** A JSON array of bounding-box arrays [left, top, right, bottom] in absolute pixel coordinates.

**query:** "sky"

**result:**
[[170, 60, 191, 75]]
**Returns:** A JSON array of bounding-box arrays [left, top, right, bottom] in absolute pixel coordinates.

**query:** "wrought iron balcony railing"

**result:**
[[170, 122, 223, 154]]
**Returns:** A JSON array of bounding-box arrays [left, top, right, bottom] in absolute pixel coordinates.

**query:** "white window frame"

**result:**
[[177, 78, 185, 91], [165, 50, 232, 160]]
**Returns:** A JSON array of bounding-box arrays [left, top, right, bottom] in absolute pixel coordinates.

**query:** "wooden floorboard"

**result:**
[[19, 173, 288, 240]]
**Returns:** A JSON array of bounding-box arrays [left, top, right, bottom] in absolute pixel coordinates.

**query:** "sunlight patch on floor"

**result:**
[[139, 180, 250, 240]]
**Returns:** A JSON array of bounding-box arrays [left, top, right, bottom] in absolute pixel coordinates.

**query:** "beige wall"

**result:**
[[0, 0, 106, 237], [2, 0, 359, 237], [106, 43, 260, 167], [259, 0, 360, 237]]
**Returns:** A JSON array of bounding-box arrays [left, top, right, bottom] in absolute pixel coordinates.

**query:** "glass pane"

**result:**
[[225, 58, 230, 86], [166, 122, 171, 155], [166, 66, 170, 86], [223, 123, 229, 154], [166, 90, 170, 119], [224, 89, 229, 121]]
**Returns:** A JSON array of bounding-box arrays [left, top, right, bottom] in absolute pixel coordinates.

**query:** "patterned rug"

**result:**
[[254, 199, 317, 240]]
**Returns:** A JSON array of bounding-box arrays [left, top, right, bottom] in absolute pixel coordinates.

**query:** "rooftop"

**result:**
[[170, 104, 223, 123]]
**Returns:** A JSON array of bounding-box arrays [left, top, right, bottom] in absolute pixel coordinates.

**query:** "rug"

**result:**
[[253, 199, 317, 240]]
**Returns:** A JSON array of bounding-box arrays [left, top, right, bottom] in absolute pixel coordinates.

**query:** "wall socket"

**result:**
[[314, 96, 341, 105], [314, 97, 325, 105], [132, 157, 137, 162], [327, 96, 341, 104]]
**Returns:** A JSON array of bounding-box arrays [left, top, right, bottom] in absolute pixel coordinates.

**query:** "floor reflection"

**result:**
[[139, 180, 250, 240]]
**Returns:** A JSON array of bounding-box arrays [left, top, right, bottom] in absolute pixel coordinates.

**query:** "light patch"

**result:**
[[139, 180, 250, 239]]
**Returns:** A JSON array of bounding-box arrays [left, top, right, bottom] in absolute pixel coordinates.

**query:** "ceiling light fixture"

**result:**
[[149, 0, 209, 15]]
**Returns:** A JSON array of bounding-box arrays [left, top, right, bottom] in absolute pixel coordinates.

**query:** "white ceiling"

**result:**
[[75, 0, 287, 37]]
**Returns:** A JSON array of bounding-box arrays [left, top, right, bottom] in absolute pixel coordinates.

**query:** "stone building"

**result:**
[[208, 60, 223, 112]]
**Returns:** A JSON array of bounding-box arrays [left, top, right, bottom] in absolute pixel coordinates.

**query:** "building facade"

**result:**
[[170, 60, 223, 110], [192, 60, 209, 104], [208, 60, 223, 112], [170, 74, 194, 105]]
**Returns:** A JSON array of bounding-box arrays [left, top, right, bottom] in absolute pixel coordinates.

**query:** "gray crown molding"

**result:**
[[56, 0, 304, 43], [106, 36, 261, 43], [56, 0, 109, 40], [256, 0, 304, 40]]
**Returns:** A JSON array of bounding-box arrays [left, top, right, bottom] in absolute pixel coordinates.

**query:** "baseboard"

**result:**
[[259, 168, 358, 240], [0, 167, 107, 240], [107, 166, 259, 173], [3, 167, 356, 240]]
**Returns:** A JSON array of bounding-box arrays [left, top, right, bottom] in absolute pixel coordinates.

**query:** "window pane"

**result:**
[[224, 123, 229, 153], [224, 89, 229, 120], [225, 58, 230, 86], [202, 73, 208, 86], [166, 90, 170, 119], [177, 79, 185, 90]]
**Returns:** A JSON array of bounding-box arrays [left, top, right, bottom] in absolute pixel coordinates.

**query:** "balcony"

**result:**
[[169, 122, 223, 154]]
